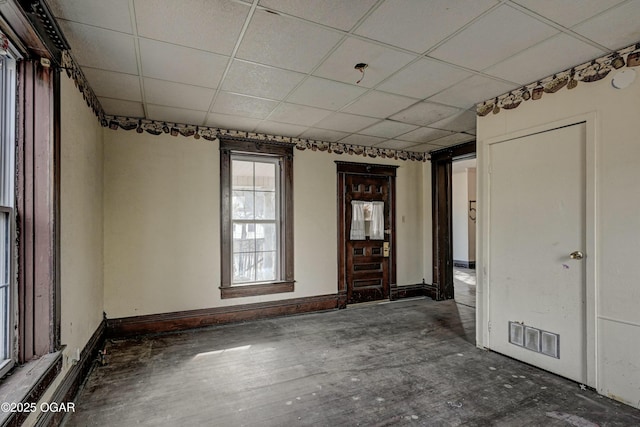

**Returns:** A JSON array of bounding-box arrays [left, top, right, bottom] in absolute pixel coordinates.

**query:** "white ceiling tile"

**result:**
[[313, 37, 416, 88], [139, 38, 228, 88], [484, 33, 606, 85], [82, 68, 141, 102], [314, 112, 381, 133], [359, 120, 418, 138], [389, 102, 462, 126], [237, 9, 343, 73], [430, 4, 559, 70], [513, 0, 626, 27], [287, 77, 367, 110], [205, 113, 261, 132], [134, 0, 249, 55], [212, 92, 279, 119], [377, 58, 472, 99], [99, 98, 144, 117], [429, 132, 476, 147], [222, 60, 306, 100], [572, 1, 640, 50], [396, 127, 454, 143], [374, 139, 417, 149], [340, 134, 386, 146], [342, 91, 418, 118], [405, 143, 444, 153], [253, 121, 307, 138], [355, 0, 498, 53], [267, 103, 333, 126], [49, 0, 132, 33], [428, 75, 518, 109], [59, 21, 138, 74], [144, 78, 215, 111], [258, 0, 377, 31], [428, 111, 477, 132], [299, 128, 349, 143], [146, 104, 207, 124]]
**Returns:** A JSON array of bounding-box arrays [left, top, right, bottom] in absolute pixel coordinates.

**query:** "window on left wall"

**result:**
[[0, 51, 16, 377]]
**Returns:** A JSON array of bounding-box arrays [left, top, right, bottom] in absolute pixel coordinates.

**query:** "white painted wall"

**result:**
[[467, 168, 476, 262], [59, 74, 104, 368], [476, 68, 640, 408], [453, 160, 476, 264], [452, 170, 469, 262], [103, 131, 428, 318]]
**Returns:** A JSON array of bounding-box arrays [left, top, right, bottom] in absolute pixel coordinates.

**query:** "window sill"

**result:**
[[220, 281, 295, 299], [0, 351, 63, 426]]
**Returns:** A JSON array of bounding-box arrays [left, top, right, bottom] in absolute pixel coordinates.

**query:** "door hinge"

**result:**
[[488, 321, 492, 332]]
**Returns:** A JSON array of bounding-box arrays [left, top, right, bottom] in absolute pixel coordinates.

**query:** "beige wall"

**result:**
[[476, 69, 640, 408], [59, 73, 104, 367], [103, 131, 428, 318]]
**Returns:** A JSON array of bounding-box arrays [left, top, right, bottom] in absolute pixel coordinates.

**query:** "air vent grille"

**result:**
[[509, 321, 559, 359]]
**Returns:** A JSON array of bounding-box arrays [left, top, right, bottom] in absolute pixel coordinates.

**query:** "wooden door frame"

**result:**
[[430, 141, 476, 301], [336, 162, 397, 308]]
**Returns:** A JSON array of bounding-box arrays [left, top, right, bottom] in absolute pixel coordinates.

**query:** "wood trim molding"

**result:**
[[35, 319, 106, 427], [390, 284, 428, 301], [16, 60, 58, 360], [106, 294, 339, 338], [219, 281, 294, 299], [0, 352, 62, 427]]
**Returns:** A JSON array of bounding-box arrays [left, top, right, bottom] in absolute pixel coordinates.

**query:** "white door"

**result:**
[[488, 122, 587, 384]]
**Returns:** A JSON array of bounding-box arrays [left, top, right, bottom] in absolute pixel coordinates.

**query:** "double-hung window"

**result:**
[[0, 50, 16, 376], [220, 139, 294, 298]]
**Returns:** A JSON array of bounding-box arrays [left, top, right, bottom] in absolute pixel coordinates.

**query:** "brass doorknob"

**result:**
[[569, 251, 584, 260]]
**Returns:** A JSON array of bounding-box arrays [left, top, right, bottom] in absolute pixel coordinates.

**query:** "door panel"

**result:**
[[344, 174, 391, 304], [488, 123, 587, 383]]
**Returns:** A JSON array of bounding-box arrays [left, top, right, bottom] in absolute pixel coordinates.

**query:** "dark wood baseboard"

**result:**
[[36, 319, 106, 427], [390, 284, 427, 301], [424, 283, 438, 300], [453, 260, 476, 269], [107, 294, 340, 338]]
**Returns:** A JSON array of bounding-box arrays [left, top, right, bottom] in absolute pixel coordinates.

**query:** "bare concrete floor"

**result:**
[[63, 298, 640, 426]]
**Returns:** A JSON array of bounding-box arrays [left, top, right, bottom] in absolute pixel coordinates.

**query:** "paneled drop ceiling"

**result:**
[[49, 0, 640, 153]]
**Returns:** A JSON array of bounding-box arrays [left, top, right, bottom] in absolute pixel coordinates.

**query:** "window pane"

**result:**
[[232, 160, 254, 190], [254, 162, 276, 191], [256, 223, 277, 251], [232, 191, 254, 219], [256, 251, 277, 281], [232, 223, 255, 253], [233, 253, 255, 283], [255, 191, 276, 219]]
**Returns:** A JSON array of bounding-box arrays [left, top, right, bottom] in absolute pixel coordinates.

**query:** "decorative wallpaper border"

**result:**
[[60, 51, 106, 123], [101, 116, 430, 161], [60, 51, 427, 162], [477, 41, 640, 117]]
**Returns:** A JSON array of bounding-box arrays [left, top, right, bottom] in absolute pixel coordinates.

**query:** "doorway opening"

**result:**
[[430, 141, 475, 301], [452, 157, 476, 309]]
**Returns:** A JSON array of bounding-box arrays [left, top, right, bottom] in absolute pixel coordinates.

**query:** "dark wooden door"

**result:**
[[337, 162, 397, 306]]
